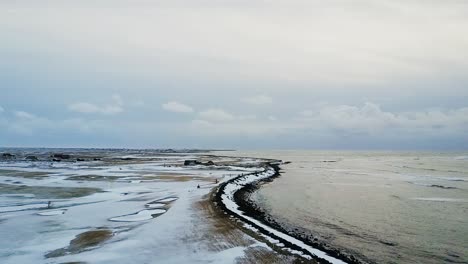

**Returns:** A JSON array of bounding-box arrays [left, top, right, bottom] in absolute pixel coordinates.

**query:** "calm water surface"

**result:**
[[218, 151, 468, 264]]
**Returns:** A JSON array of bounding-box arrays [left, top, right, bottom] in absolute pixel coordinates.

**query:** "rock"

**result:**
[[76, 158, 85, 162], [1, 153, 16, 159], [52, 154, 71, 159], [160, 149, 176, 153], [26, 155, 39, 161], [184, 160, 201, 166], [184, 160, 214, 166]]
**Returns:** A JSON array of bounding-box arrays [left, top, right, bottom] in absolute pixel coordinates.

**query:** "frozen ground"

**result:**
[[0, 150, 289, 264]]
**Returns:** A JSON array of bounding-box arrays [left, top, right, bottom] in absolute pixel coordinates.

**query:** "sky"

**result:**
[[1, 0, 468, 150]]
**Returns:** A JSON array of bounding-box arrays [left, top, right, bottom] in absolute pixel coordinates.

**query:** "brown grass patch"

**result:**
[[0, 169, 50, 179], [46, 229, 113, 258], [0, 184, 101, 199]]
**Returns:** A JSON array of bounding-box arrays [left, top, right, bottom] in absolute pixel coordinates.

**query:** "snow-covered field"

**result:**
[[0, 151, 283, 264]]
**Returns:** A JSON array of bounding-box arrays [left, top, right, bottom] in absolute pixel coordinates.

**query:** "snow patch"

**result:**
[[157, 197, 178, 203], [37, 209, 67, 216], [145, 203, 166, 208], [413, 197, 468, 203], [0, 203, 47, 213], [109, 209, 167, 222]]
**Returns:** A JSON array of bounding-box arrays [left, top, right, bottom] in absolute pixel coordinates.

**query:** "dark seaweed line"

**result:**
[[214, 162, 363, 264]]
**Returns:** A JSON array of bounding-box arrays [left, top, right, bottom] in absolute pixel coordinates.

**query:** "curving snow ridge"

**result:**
[[220, 166, 347, 264], [145, 203, 166, 208], [157, 197, 178, 203], [109, 209, 167, 222]]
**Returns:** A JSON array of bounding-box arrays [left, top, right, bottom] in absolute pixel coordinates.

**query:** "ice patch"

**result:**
[[109, 209, 167, 222], [437, 177, 466, 182], [37, 209, 67, 216], [412, 197, 468, 203], [157, 197, 178, 203], [0, 194, 36, 198], [145, 203, 166, 208], [0, 203, 47, 213]]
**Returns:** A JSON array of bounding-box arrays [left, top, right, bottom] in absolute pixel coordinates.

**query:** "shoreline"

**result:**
[[214, 161, 363, 264]]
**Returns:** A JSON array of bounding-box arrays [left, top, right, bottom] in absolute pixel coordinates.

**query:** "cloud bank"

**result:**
[[1, 0, 467, 149], [162, 101, 194, 113], [68, 95, 124, 115], [241, 95, 273, 105]]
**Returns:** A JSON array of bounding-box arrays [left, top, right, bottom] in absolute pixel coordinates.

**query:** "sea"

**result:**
[[217, 151, 468, 264]]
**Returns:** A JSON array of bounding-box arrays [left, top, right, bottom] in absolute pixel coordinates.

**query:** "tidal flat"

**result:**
[[0, 148, 303, 264]]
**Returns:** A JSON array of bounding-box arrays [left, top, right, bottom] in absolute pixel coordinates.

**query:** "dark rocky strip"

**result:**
[[214, 162, 367, 264]]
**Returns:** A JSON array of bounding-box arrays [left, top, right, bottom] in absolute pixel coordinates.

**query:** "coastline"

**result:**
[[214, 161, 363, 264], [0, 150, 296, 263]]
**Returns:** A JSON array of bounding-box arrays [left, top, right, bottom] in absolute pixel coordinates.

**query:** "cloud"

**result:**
[[241, 95, 273, 105], [15, 111, 36, 119], [190, 118, 276, 136], [162, 101, 194, 113], [298, 103, 468, 136], [2, 0, 468, 149], [0, 105, 4, 113], [7, 0, 467, 86], [198, 109, 235, 122], [68, 95, 124, 115], [111, 94, 123, 106], [4, 111, 50, 135], [188, 102, 468, 142], [0, 110, 104, 137]]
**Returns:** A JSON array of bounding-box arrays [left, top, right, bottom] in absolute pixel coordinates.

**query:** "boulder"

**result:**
[[26, 155, 39, 161], [184, 160, 215, 166], [52, 154, 71, 159], [184, 160, 201, 166], [204, 160, 215, 166], [1, 153, 16, 159]]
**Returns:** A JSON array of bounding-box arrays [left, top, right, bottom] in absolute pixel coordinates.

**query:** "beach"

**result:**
[[0, 149, 305, 263], [2, 149, 466, 263]]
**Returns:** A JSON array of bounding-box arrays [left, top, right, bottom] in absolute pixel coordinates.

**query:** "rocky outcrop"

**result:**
[[205, 160, 215, 166], [26, 155, 39, 161], [184, 160, 215, 166], [184, 160, 201, 166], [1, 153, 16, 159], [52, 154, 71, 159]]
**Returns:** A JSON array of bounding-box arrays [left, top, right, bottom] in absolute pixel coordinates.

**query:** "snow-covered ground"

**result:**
[[0, 152, 280, 264]]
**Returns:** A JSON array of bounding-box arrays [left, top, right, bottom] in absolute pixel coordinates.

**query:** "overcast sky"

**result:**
[[1, 0, 468, 149]]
